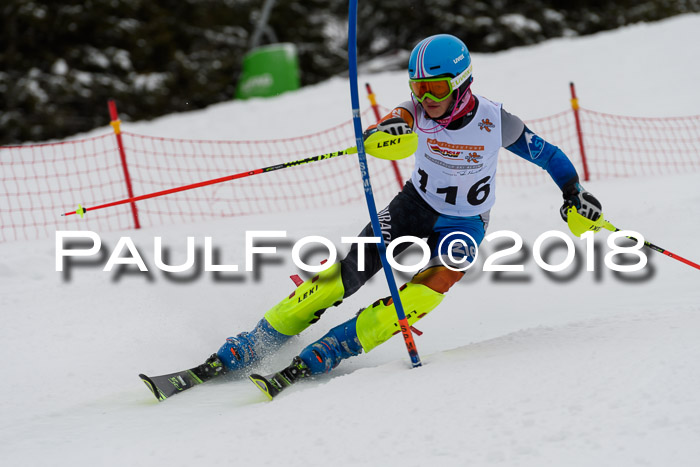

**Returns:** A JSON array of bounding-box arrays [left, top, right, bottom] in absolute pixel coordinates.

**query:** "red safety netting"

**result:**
[[577, 108, 700, 180], [121, 109, 402, 228], [0, 133, 133, 242], [2, 106, 699, 242]]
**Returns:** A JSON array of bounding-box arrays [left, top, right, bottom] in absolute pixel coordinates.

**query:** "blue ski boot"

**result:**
[[249, 316, 362, 400], [297, 315, 363, 374], [216, 318, 291, 372]]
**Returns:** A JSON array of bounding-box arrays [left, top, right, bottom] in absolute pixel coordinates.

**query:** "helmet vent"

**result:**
[[429, 66, 441, 70]]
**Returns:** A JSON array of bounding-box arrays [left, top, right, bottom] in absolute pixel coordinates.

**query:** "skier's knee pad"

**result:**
[[410, 266, 464, 293], [264, 262, 345, 336], [355, 283, 444, 353]]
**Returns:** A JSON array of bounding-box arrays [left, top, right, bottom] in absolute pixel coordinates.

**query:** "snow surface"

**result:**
[[2, 14, 700, 467]]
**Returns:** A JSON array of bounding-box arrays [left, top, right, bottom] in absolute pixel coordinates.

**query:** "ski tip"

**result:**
[[139, 374, 167, 402], [249, 374, 276, 401]]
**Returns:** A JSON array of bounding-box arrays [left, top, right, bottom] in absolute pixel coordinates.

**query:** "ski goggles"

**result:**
[[409, 64, 473, 103]]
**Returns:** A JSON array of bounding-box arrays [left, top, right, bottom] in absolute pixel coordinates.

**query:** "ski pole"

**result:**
[[567, 207, 699, 270], [61, 131, 417, 218], [601, 219, 700, 270], [348, 0, 422, 368]]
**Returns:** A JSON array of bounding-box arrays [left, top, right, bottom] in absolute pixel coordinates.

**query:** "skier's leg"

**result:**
[[216, 262, 345, 371], [247, 273, 457, 397], [263, 262, 345, 336], [298, 281, 443, 374], [216, 232, 379, 373], [295, 212, 489, 374], [339, 181, 437, 297], [220, 181, 436, 373]]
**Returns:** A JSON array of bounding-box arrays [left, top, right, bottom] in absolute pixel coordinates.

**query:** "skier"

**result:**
[[195, 34, 603, 396]]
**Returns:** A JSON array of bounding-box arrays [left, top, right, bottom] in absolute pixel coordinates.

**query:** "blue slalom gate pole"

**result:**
[[347, 0, 421, 368]]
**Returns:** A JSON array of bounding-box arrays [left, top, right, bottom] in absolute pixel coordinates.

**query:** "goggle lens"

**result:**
[[409, 79, 452, 102]]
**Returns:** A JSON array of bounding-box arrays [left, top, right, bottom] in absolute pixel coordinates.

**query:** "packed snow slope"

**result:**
[[2, 14, 700, 467]]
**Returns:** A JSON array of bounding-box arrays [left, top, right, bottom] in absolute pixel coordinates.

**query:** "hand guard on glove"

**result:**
[[560, 178, 603, 222], [363, 117, 412, 140]]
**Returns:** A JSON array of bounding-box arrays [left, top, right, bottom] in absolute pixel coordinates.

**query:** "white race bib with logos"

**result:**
[[410, 96, 503, 216]]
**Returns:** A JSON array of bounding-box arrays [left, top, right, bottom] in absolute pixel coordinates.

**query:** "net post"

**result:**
[[365, 82, 404, 190], [108, 100, 141, 229], [569, 82, 591, 182]]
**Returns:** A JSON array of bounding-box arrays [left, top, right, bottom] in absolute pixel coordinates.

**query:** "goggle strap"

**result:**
[[450, 63, 473, 90]]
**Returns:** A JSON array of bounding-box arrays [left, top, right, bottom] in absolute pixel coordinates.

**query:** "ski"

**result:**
[[249, 357, 311, 400], [139, 354, 225, 402], [139, 369, 205, 401]]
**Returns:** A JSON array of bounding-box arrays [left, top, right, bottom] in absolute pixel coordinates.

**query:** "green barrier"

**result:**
[[236, 43, 300, 99]]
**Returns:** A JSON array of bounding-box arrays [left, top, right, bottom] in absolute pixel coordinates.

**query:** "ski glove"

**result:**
[[560, 178, 603, 222], [376, 117, 412, 135], [363, 117, 412, 140]]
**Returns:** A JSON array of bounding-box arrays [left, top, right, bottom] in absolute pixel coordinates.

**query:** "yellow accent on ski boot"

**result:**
[[355, 283, 444, 352], [264, 262, 345, 336]]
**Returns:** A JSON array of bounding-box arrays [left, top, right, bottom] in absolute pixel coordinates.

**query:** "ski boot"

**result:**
[[297, 315, 363, 374], [217, 318, 291, 371], [248, 316, 362, 400]]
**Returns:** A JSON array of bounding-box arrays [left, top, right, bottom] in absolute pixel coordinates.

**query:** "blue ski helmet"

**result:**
[[408, 34, 473, 92]]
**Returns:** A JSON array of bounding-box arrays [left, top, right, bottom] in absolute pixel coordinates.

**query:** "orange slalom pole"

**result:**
[[108, 100, 141, 228], [366, 82, 404, 190], [570, 82, 591, 182]]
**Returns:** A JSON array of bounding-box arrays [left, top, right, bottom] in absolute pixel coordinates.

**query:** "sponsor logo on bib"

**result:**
[[478, 118, 495, 132]]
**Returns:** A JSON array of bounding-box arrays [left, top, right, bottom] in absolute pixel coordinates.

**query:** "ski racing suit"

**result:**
[[217, 95, 580, 375]]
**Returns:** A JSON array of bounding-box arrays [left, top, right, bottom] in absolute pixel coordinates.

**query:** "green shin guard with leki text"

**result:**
[[355, 283, 444, 352], [264, 262, 345, 336]]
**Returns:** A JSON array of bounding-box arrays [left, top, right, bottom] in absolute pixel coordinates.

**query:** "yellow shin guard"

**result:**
[[355, 283, 444, 352], [264, 262, 345, 336]]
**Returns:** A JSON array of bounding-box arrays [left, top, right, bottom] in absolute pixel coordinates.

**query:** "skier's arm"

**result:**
[[363, 103, 415, 138], [501, 108, 577, 189], [501, 108, 603, 221]]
